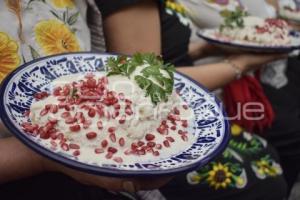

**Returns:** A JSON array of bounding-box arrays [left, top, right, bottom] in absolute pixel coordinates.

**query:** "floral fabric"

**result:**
[[0, 0, 91, 83]]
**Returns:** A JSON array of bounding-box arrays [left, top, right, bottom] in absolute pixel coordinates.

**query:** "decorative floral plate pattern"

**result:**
[[0, 53, 230, 177]]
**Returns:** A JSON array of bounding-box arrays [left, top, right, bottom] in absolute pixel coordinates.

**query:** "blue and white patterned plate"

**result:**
[[198, 29, 300, 53], [0, 53, 230, 177]]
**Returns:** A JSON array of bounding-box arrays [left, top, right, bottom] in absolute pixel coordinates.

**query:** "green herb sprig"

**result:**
[[220, 8, 248, 31], [106, 53, 175, 105]]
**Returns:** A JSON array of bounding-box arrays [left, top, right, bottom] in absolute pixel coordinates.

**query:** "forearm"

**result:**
[[0, 137, 43, 184]]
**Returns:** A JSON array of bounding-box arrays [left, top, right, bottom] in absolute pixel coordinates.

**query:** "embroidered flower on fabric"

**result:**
[[34, 19, 80, 55], [50, 0, 75, 8]]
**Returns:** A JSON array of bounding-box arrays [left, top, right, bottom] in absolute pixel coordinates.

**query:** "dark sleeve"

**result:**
[[95, 0, 143, 18]]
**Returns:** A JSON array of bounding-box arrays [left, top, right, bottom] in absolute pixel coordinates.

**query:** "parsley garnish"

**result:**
[[106, 53, 175, 105], [220, 8, 248, 31]]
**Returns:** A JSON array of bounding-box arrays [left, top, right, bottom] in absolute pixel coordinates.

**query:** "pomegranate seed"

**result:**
[[181, 135, 188, 141], [170, 126, 176, 131], [112, 110, 119, 119], [65, 105, 71, 111], [137, 141, 145, 147], [50, 133, 57, 140], [88, 108, 96, 118], [86, 132, 97, 139], [69, 143, 80, 149], [108, 147, 118, 154], [108, 127, 116, 133], [109, 133, 116, 142], [166, 136, 175, 143], [131, 143, 138, 150], [69, 125, 81, 132], [157, 125, 168, 135], [61, 143, 69, 151], [163, 140, 170, 147], [83, 120, 92, 129], [62, 86, 71, 96], [49, 105, 58, 114], [118, 93, 125, 100], [40, 131, 50, 139], [105, 152, 113, 159], [147, 142, 156, 148], [75, 112, 83, 120], [87, 78, 97, 88], [183, 105, 189, 110], [138, 149, 146, 155], [73, 150, 80, 156], [61, 112, 71, 118], [94, 148, 104, 154], [178, 130, 187, 135], [124, 149, 132, 155], [97, 121, 103, 130], [57, 133, 64, 140], [174, 107, 180, 115], [182, 120, 188, 128], [114, 103, 121, 110], [145, 133, 155, 141], [65, 117, 77, 124], [125, 107, 133, 115], [155, 144, 162, 150], [101, 139, 108, 148], [162, 120, 167, 125], [153, 151, 160, 156], [40, 109, 48, 116], [50, 140, 57, 147], [113, 157, 123, 163], [119, 115, 126, 124], [168, 114, 180, 121], [53, 87, 62, 96], [49, 118, 58, 125], [57, 96, 66, 101], [119, 137, 125, 147], [125, 99, 132, 105]]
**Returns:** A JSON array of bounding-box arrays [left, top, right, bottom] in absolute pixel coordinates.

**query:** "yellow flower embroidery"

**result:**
[[231, 124, 243, 136], [35, 20, 80, 55], [51, 0, 75, 8], [255, 160, 279, 177], [207, 163, 232, 189], [0, 32, 20, 82]]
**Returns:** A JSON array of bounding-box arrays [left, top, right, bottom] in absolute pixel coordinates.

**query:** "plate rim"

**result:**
[[0, 52, 230, 177], [197, 29, 300, 52]]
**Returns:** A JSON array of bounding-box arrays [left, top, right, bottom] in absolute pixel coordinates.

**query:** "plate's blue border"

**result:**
[[0, 52, 230, 177], [197, 30, 300, 53]]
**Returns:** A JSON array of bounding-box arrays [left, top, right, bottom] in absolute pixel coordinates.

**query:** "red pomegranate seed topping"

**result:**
[[53, 87, 62, 96], [101, 139, 108, 148], [181, 135, 188, 141], [83, 120, 92, 129], [170, 126, 176, 131], [182, 120, 188, 128], [131, 143, 138, 150], [88, 108, 96, 118], [114, 103, 121, 110], [105, 152, 113, 159], [65, 117, 77, 124], [40, 109, 48, 116], [108, 127, 116, 133], [49, 118, 58, 124], [163, 140, 170, 147], [86, 132, 97, 139], [145, 133, 155, 141], [166, 136, 175, 143], [69, 124, 81, 132], [153, 151, 160, 156], [61, 143, 69, 151], [162, 120, 167, 125], [182, 105, 189, 110], [147, 142, 156, 148], [109, 133, 116, 142], [73, 150, 80, 156], [57, 133, 64, 140], [125, 99, 132, 105], [57, 96, 66, 101], [125, 107, 133, 115], [113, 157, 123, 163], [124, 149, 132, 155], [50, 133, 57, 140], [97, 121, 103, 130], [168, 114, 180, 121], [62, 86, 71, 96], [118, 93, 125, 100], [95, 148, 104, 154], [40, 131, 50, 139], [138, 149, 146, 155], [174, 107, 180, 115], [108, 147, 118, 154], [137, 141, 145, 147], [112, 110, 119, 119], [87, 78, 97, 88], [69, 143, 80, 149], [155, 144, 162, 150], [49, 105, 58, 114], [119, 137, 125, 147], [75, 112, 83, 120], [119, 115, 126, 124], [59, 138, 67, 145], [157, 125, 168, 135]]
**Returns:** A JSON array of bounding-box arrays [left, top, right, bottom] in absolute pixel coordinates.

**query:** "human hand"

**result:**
[[41, 155, 172, 192], [228, 53, 288, 73]]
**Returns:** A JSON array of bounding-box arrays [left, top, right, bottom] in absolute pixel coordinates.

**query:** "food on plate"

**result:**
[[21, 53, 195, 164], [217, 9, 291, 45]]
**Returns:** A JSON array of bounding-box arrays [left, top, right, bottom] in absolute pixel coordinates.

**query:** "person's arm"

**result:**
[[0, 137, 170, 191], [100, 0, 285, 90]]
